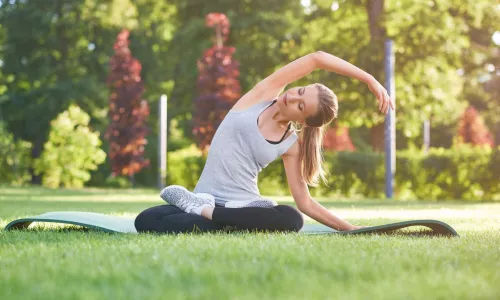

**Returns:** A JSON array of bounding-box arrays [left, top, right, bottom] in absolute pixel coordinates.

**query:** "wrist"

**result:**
[[364, 74, 376, 85]]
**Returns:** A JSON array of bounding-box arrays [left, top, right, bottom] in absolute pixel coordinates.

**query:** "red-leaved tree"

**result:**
[[193, 13, 241, 152], [456, 106, 494, 147], [323, 123, 356, 152], [105, 29, 150, 179]]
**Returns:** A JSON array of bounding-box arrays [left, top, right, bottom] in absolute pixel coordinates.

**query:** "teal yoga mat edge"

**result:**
[[5, 217, 129, 234], [313, 219, 459, 237], [4, 212, 459, 237], [4, 211, 137, 233]]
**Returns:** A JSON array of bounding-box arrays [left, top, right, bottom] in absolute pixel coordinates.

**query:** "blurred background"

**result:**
[[0, 0, 499, 201]]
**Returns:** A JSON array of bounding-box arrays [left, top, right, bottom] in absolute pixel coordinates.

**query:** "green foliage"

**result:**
[[165, 0, 304, 136], [304, 146, 500, 200], [320, 146, 500, 200], [34, 105, 106, 189], [0, 122, 32, 185], [103, 175, 133, 189], [106, 29, 150, 177], [1, 0, 499, 187], [167, 144, 500, 201], [193, 13, 241, 152], [0, 0, 118, 143], [166, 144, 206, 189]]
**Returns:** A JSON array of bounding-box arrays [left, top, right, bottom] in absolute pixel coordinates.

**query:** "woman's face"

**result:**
[[277, 84, 320, 124]]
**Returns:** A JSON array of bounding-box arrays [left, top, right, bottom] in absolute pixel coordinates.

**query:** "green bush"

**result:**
[[34, 105, 106, 189], [103, 175, 133, 188], [399, 146, 500, 201], [0, 122, 32, 185], [166, 144, 500, 201], [166, 144, 206, 189]]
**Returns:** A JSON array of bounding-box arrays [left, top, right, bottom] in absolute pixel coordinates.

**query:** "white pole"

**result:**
[[158, 94, 167, 188], [423, 120, 430, 154]]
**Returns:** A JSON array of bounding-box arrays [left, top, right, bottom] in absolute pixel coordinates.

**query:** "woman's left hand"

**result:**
[[367, 77, 395, 114]]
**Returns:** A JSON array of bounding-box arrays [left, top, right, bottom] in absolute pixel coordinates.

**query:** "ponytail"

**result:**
[[297, 83, 338, 186], [298, 125, 327, 186]]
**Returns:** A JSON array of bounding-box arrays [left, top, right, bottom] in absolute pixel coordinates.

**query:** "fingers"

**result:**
[[383, 92, 389, 114], [382, 94, 388, 114], [384, 93, 390, 114], [389, 98, 395, 110], [376, 85, 395, 114], [382, 90, 393, 114]]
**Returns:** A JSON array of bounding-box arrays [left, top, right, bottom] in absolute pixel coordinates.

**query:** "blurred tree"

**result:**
[[34, 105, 106, 189], [98, 0, 178, 186], [105, 29, 150, 182], [1, 0, 498, 187], [456, 2, 500, 145], [290, 0, 498, 150], [165, 0, 304, 139], [192, 13, 241, 152], [0, 0, 122, 182], [456, 106, 494, 147], [0, 122, 32, 185], [0, 0, 175, 186], [323, 123, 356, 152]]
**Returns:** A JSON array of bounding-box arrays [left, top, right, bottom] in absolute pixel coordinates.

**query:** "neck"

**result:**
[[270, 106, 291, 129]]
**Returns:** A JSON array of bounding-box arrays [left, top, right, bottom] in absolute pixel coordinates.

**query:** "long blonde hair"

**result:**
[[296, 83, 338, 186]]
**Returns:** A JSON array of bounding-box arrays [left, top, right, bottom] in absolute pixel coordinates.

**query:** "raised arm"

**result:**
[[313, 51, 394, 113], [232, 52, 319, 110], [265, 51, 376, 88], [233, 51, 394, 114]]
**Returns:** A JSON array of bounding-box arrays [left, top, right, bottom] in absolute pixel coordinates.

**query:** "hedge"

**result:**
[[167, 144, 500, 201]]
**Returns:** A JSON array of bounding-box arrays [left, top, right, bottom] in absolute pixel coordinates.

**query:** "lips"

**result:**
[[284, 94, 288, 106]]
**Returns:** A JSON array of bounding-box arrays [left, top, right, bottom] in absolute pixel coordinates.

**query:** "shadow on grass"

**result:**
[[5, 226, 447, 239], [9, 225, 452, 238], [0, 186, 157, 197], [0, 199, 160, 221], [27, 225, 94, 233], [359, 229, 450, 238]]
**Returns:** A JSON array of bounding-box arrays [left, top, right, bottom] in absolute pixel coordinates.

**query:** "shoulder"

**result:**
[[282, 138, 300, 159]]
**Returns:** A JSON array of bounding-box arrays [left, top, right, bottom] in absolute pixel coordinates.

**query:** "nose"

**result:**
[[288, 95, 299, 103]]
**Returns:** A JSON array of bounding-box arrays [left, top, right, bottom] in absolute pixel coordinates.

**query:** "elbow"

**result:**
[[311, 51, 325, 68], [296, 197, 313, 214]]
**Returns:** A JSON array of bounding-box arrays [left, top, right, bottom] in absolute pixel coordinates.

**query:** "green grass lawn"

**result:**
[[1, 186, 499, 300]]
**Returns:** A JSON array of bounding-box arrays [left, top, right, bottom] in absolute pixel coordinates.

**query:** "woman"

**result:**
[[135, 51, 394, 234]]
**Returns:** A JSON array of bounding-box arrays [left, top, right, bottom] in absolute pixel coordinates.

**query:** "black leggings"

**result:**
[[134, 204, 304, 234]]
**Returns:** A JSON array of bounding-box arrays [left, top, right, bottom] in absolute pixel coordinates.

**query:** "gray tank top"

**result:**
[[193, 99, 299, 206]]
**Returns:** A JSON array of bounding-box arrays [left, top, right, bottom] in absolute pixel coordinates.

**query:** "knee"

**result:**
[[275, 205, 304, 232], [134, 205, 181, 232], [134, 209, 153, 232]]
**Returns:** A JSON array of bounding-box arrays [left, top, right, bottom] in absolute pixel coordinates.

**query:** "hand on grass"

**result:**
[[347, 225, 367, 231]]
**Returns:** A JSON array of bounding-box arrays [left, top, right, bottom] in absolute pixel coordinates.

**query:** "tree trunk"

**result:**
[[366, 0, 386, 39], [30, 139, 43, 184], [366, 0, 387, 151], [370, 123, 385, 152], [130, 174, 135, 187]]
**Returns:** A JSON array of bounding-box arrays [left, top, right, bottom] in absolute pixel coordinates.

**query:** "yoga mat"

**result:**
[[4, 211, 458, 237]]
